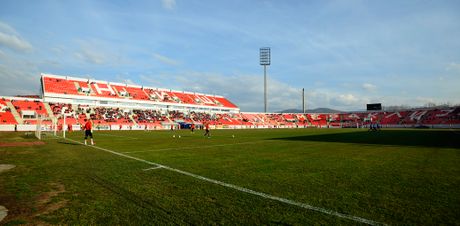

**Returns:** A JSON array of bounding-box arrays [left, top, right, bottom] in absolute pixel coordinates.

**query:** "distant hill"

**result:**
[[278, 108, 342, 113]]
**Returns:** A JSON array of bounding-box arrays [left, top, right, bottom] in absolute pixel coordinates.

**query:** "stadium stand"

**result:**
[[0, 99, 17, 125], [2, 97, 460, 130], [380, 112, 403, 125], [10, 99, 48, 117], [42, 73, 238, 109], [42, 76, 80, 95], [1, 73, 459, 131]]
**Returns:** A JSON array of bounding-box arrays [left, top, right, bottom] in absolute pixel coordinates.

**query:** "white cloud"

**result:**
[[51, 46, 65, 55], [153, 53, 180, 66], [73, 39, 124, 65], [0, 22, 17, 34], [162, 0, 176, 10], [170, 72, 378, 112], [0, 61, 40, 96], [172, 72, 301, 112], [445, 62, 460, 72], [414, 97, 436, 105], [332, 94, 361, 106], [75, 46, 107, 65], [125, 79, 137, 85], [115, 74, 138, 85], [362, 83, 377, 92], [0, 21, 33, 52], [139, 74, 162, 87]]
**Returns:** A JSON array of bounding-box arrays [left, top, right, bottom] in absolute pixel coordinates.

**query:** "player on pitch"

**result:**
[[204, 121, 210, 138], [83, 118, 94, 145]]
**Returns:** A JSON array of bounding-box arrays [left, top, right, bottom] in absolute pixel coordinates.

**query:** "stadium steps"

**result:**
[[74, 82, 81, 94], [6, 100, 23, 124], [128, 114, 138, 126], [43, 102, 57, 120], [74, 81, 95, 95], [303, 114, 312, 126], [142, 89, 151, 100], [112, 86, 123, 97]]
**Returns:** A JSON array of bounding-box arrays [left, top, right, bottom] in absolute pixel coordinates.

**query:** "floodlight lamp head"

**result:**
[[260, 47, 271, 66]]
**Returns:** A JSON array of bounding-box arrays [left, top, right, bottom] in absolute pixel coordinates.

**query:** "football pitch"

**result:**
[[1, 128, 459, 225]]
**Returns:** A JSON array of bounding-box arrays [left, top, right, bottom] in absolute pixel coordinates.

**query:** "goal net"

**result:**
[[35, 115, 57, 140]]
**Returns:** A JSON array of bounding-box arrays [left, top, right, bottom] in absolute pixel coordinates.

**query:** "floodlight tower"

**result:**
[[302, 88, 305, 113], [260, 47, 271, 112]]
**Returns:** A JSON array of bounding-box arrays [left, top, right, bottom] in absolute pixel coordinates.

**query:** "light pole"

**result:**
[[302, 88, 305, 113], [260, 47, 270, 112]]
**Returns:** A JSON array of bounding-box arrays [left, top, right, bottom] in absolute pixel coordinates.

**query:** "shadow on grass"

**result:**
[[80, 172, 186, 225], [20, 133, 37, 140], [57, 141, 81, 146], [271, 130, 460, 148]]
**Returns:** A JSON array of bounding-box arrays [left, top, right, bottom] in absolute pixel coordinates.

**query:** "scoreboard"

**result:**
[[367, 103, 382, 111]]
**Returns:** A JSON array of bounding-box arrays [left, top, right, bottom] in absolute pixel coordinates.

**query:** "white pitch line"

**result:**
[[64, 137, 386, 226], [123, 141, 268, 154], [449, 128, 460, 135], [143, 166, 164, 171]]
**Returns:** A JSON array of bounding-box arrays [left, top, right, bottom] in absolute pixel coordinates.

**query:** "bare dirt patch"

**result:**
[[0, 141, 45, 147], [35, 183, 67, 216], [0, 205, 7, 222], [0, 164, 15, 173], [0, 183, 68, 225], [0, 165, 15, 223]]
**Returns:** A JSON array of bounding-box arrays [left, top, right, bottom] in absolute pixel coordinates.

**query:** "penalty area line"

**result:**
[[143, 166, 164, 171], [63, 137, 386, 226]]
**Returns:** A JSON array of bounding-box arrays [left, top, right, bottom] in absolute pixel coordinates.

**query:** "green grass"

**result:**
[[0, 128, 459, 225]]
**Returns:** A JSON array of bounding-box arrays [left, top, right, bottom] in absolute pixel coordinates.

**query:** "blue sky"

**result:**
[[0, 0, 459, 112]]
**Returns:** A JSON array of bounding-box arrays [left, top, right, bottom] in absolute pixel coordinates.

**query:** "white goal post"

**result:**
[[35, 115, 57, 140], [60, 107, 73, 138]]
